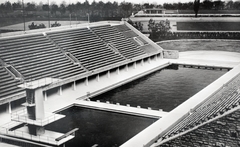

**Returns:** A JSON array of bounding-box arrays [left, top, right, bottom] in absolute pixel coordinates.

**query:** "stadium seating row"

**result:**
[[0, 24, 149, 100], [47, 27, 126, 70], [0, 66, 24, 98], [161, 74, 240, 140]]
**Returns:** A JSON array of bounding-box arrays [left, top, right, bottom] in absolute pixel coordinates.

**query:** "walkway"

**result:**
[[169, 51, 240, 68], [74, 100, 168, 119]]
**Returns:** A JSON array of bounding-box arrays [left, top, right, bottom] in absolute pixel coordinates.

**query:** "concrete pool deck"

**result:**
[[1, 51, 240, 125], [0, 50, 240, 146], [121, 53, 240, 147]]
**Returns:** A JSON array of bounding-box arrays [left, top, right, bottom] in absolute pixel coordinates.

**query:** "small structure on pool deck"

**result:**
[[7, 78, 78, 146]]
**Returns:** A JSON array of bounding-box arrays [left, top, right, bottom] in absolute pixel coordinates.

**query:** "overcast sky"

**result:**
[[0, 0, 238, 5]]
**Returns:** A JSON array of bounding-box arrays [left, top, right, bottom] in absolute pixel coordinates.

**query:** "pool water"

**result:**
[[92, 65, 227, 111], [46, 107, 157, 147], [46, 65, 227, 147]]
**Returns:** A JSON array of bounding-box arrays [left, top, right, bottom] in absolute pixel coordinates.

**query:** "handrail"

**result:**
[[55, 128, 78, 141], [11, 109, 64, 126]]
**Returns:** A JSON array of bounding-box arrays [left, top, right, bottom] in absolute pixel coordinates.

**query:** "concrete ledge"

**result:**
[[74, 100, 168, 119]]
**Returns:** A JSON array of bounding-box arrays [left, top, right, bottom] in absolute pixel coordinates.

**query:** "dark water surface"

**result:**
[[92, 66, 227, 111], [46, 107, 156, 147], [46, 66, 227, 147]]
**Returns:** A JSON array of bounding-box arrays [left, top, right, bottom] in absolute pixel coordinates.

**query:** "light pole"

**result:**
[[69, 13, 72, 26], [87, 13, 89, 23], [75, 13, 77, 26], [22, 0, 25, 31], [48, 0, 50, 28]]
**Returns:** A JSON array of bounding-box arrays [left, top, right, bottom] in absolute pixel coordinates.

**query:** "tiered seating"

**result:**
[[114, 24, 152, 53], [113, 24, 130, 32], [91, 25, 146, 59], [0, 34, 85, 80], [114, 24, 148, 45], [161, 74, 240, 140], [47, 28, 125, 71], [0, 66, 24, 99], [122, 31, 138, 38]]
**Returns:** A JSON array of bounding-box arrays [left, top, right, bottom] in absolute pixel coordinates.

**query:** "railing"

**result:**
[[133, 37, 144, 46], [0, 126, 59, 145], [11, 108, 64, 126]]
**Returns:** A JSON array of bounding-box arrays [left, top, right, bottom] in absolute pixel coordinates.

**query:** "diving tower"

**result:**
[[0, 78, 78, 146]]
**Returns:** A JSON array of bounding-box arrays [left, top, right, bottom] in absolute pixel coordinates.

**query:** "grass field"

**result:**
[[158, 40, 240, 53], [177, 22, 240, 31]]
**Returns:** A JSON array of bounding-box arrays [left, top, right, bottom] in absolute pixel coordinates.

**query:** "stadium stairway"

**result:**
[[113, 24, 157, 54], [90, 25, 146, 59], [0, 66, 24, 100]]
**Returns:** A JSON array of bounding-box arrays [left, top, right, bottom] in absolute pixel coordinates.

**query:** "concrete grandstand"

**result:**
[[0, 20, 240, 147]]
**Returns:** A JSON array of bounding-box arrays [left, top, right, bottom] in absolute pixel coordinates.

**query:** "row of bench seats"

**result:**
[[91, 25, 146, 59], [0, 66, 24, 99], [47, 28, 125, 71], [0, 24, 151, 100], [114, 24, 152, 53], [161, 74, 240, 140], [113, 24, 131, 32], [0, 34, 85, 81]]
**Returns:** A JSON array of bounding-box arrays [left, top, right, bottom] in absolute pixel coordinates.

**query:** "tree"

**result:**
[[120, 2, 132, 17], [12, 2, 21, 10], [148, 19, 171, 39], [59, 3, 66, 16], [26, 2, 36, 11], [4, 1, 12, 12], [127, 19, 143, 32], [202, 0, 213, 9], [213, 0, 225, 10], [226, 0, 234, 9], [42, 4, 49, 11], [193, 0, 200, 17], [51, 4, 58, 16]]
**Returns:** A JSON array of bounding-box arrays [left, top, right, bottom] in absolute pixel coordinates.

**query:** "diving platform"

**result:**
[[1, 126, 75, 146], [18, 77, 61, 89], [11, 109, 65, 126]]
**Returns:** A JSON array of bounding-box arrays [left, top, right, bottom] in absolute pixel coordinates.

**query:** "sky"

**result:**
[[0, 0, 238, 5]]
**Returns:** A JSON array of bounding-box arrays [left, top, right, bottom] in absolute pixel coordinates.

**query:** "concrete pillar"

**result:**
[[85, 77, 88, 86], [44, 91, 47, 101], [72, 81, 76, 91], [154, 55, 157, 61], [8, 102, 11, 114], [126, 65, 129, 71], [134, 62, 137, 69], [96, 74, 100, 82], [59, 86, 62, 95], [117, 68, 120, 75], [107, 71, 110, 78], [141, 59, 144, 66], [148, 57, 151, 64]]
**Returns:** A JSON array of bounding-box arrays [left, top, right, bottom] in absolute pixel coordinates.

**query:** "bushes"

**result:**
[[28, 22, 46, 30], [152, 31, 240, 41]]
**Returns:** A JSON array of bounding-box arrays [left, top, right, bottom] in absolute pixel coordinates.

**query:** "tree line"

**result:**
[[1, 0, 240, 18]]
